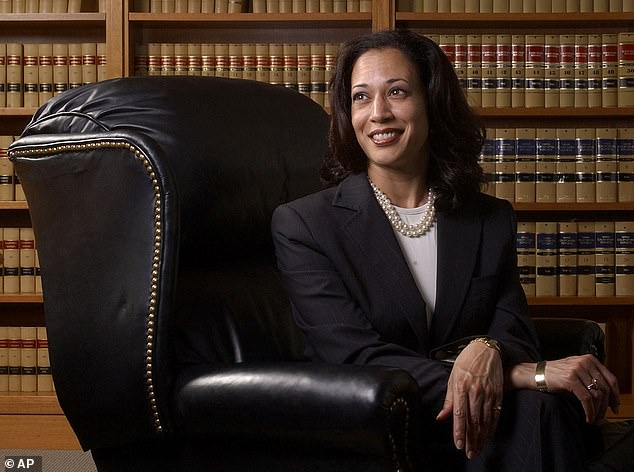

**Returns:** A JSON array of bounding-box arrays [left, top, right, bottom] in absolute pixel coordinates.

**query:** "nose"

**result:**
[[370, 96, 393, 122]]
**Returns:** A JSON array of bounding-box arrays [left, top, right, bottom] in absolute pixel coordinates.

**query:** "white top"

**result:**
[[391, 205, 438, 329]]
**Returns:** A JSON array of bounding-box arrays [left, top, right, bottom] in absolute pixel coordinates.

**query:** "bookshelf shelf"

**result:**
[[0, 108, 39, 117], [528, 296, 634, 306], [0, 12, 105, 22], [0, 294, 43, 303], [396, 12, 634, 24], [477, 108, 634, 118], [513, 202, 634, 211], [0, 201, 29, 210], [0, 392, 62, 415]]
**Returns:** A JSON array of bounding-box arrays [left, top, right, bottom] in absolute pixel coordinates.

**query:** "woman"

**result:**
[[271, 29, 619, 470]]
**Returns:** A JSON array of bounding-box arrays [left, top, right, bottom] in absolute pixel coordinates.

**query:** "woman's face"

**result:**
[[350, 48, 430, 176]]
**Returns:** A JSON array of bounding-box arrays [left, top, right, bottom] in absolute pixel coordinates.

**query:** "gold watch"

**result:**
[[470, 337, 501, 353]]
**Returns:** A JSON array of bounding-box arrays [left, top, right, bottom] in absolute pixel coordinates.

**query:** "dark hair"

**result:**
[[322, 29, 486, 211]]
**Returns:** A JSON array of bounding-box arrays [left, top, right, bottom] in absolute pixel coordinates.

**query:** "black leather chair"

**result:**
[[8, 76, 627, 471]]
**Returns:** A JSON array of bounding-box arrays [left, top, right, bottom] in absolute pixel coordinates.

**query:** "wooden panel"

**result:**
[[0, 415, 81, 450]]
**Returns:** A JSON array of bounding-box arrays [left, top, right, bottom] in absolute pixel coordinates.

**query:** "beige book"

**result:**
[[618, 128, 634, 202], [618, 32, 634, 107], [524, 35, 545, 108], [133, 0, 151, 10], [14, 172, 24, 201], [574, 35, 588, 108], [293, 0, 306, 11], [511, 35, 525, 108], [515, 128, 536, 202], [200, 0, 213, 10], [615, 221, 634, 296], [594, 0, 609, 8], [7, 43, 23, 108], [297, 43, 311, 97], [0, 0, 11, 11], [595, 222, 616, 297], [0, 136, 14, 201], [495, 128, 516, 202], [38, 0, 51, 10], [51, 0, 67, 10], [602, 34, 619, 108], [187, 44, 201, 77], [466, 35, 482, 108], [464, 0, 478, 12], [324, 42, 339, 114], [536, 0, 549, 10], [552, 0, 565, 9], [544, 35, 560, 108], [497, 35, 512, 107], [610, 0, 622, 8], [161, 0, 175, 11], [360, 0, 372, 10], [266, 0, 278, 11], [535, 128, 557, 202], [3, 228, 20, 294], [453, 35, 467, 93], [147, 43, 161, 77], [450, 0, 464, 11], [307, 0, 320, 10], [0, 44, 6, 108], [20, 327, 37, 392], [577, 222, 596, 296], [523, 0, 536, 10], [624, 0, 633, 10], [217, 0, 231, 8], [283, 43, 298, 91], [255, 43, 270, 83], [423, 0, 437, 9], [52, 43, 68, 95], [479, 129, 496, 196], [596, 127, 618, 203], [150, 0, 160, 11], [269, 43, 284, 85], [587, 34, 602, 108], [81, 43, 97, 85], [559, 34, 575, 108], [23, 44, 39, 109], [12, 0, 26, 11], [38, 43, 53, 106], [575, 128, 596, 202], [200, 44, 214, 77], [68, 43, 82, 89], [174, 44, 188, 76], [0, 326, 8, 392], [97, 43, 107, 82], [160, 43, 175, 77], [509, 0, 522, 9], [556, 128, 576, 203], [26, 0, 38, 12], [558, 222, 578, 297], [252, 0, 265, 10], [319, 0, 332, 11], [36, 327, 52, 392], [214, 43, 229, 79], [480, 35, 496, 108], [437, 0, 450, 12], [310, 42, 326, 108], [346, 0, 359, 10], [332, 0, 345, 10], [8, 327, 20, 392], [67, 0, 80, 11], [536, 222, 558, 297], [517, 222, 536, 297], [174, 0, 187, 11], [242, 43, 256, 81], [35, 250, 41, 294], [493, 0, 509, 11], [228, 0, 244, 12]]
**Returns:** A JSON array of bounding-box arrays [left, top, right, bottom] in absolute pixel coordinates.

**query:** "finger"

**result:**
[[453, 390, 467, 453], [595, 363, 620, 413], [437, 381, 454, 421], [466, 389, 484, 459], [572, 376, 597, 423]]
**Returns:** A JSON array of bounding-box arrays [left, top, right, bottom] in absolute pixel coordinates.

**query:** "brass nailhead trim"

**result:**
[[388, 397, 412, 472], [10, 139, 164, 434]]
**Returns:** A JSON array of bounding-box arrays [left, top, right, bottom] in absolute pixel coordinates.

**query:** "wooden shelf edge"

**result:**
[[0, 294, 43, 303], [0, 392, 62, 415], [528, 296, 634, 305], [396, 11, 634, 22], [0, 12, 105, 21], [513, 202, 634, 211], [0, 201, 29, 210], [477, 107, 634, 118], [0, 108, 38, 117], [129, 11, 371, 22]]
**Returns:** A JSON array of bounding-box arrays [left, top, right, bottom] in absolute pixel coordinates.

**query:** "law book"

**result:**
[[536, 0, 549, 12], [575, 127, 596, 202], [596, 127, 619, 203], [310, 42, 326, 108], [509, 0, 521, 10], [559, 34, 575, 108], [283, 43, 298, 91], [38, 0, 51, 11], [580, 0, 593, 10], [68, 43, 83, 89], [174, 43, 189, 76], [67, 0, 80, 11], [269, 43, 284, 86], [150, 0, 160, 10], [523, 0, 536, 10], [536, 222, 558, 297], [52, 43, 68, 95], [0, 327, 8, 392], [423, 0, 437, 10], [466, 35, 482, 108], [319, 0, 333, 10], [12, 0, 25, 11], [496, 35, 512, 108], [480, 34, 497, 108], [297, 43, 311, 97], [38, 43, 53, 106], [200, 44, 213, 77], [159, 43, 175, 77], [161, 0, 175, 11], [558, 222, 578, 296], [574, 34, 589, 108], [556, 128, 576, 203], [345, 0, 359, 10], [7, 326, 20, 392], [26, 0, 37, 13], [517, 221, 537, 297], [252, 0, 265, 10], [511, 35, 525, 108], [535, 128, 557, 202], [495, 128, 516, 202], [515, 128, 536, 202], [552, 0, 565, 9], [437, 0, 449, 11], [308, 0, 321, 11], [618, 127, 634, 202], [187, 44, 201, 77], [243, 43, 256, 82], [0, 136, 14, 201], [324, 42, 338, 113], [36, 327, 52, 392], [215, 44, 229, 79], [454, 35, 467, 92], [14, 172, 24, 201], [450, 0, 464, 12], [610, 0, 622, 8], [255, 43, 270, 83], [594, 0, 609, 9], [479, 128, 496, 196], [174, 0, 187, 11], [81, 42, 97, 84], [0, 0, 10, 11], [615, 221, 634, 296], [587, 34, 603, 108], [332, 0, 345, 11], [228, 0, 244, 12], [544, 34, 560, 108], [34, 249, 42, 294], [3, 228, 20, 294], [133, 0, 151, 10], [6, 43, 23, 108], [146, 43, 161, 77], [19, 227, 35, 294], [23, 44, 39, 109], [602, 34, 619, 108], [20, 326, 36, 392], [618, 32, 634, 107], [0, 44, 6, 108], [266, 0, 279, 11], [595, 221, 616, 297], [577, 222, 596, 296]]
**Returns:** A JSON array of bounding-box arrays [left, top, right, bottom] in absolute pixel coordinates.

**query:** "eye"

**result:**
[[352, 92, 368, 102], [388, 87, 407, 97]]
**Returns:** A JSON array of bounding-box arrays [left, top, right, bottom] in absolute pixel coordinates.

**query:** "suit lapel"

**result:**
[[430, 205, 482, 346], [333, 173, 430, 353]]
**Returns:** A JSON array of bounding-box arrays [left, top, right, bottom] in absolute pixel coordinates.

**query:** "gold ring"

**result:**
[[586, 378, 598, 391], [493, 405, 502, 412]]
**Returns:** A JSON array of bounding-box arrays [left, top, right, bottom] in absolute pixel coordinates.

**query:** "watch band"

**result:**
[[535, 361, 548, 392], [470, 337, 501, 353]]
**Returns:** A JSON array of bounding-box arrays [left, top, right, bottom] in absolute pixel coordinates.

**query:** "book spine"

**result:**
[[3, 228, 19, 294], [324, 42, 338, 114], [81, 43, 97, 85], [544, 34, 560, 108], [310, 42, 326, 108], [200, 44, 213, 77], [618, 32, 634, 107], [35, 248, 42, 294], [7, 44, 23, 108], [454, 35, 467, 93], [603, 34, 619, 108], [517, 221, 537, 297], [269, 43, 284, 86], [0, 136, 14, 201], [595, 221, 616, 296], [495, 128, 516, 202], [242, 43, 256, 82], [0, 44, 5, 108], [559, 34, 575, 108], [587, 34, 603, 107], [36, 326, 52, 392], [511, 35, 525, 108], [481, 34, 497, 108], [68, 43, 83, 89], [596, 127, 619, 202], [146, 43, 161, 77], [174, 43, 189, 76], [535, 128, 558, 202], [558, 222, 578, 296], [23, 44, 39, 109], [8, 327, 20, 392], [283, 43, 298, 91], [479, 128, 496, 196], [515, 127, 537, 202], [19, 227, 35, 294], [575, 127, 596, 202], [496, 34, 512, 108], [536, 222, 558, 297], [297, 43, 311, 98], [214, 43, 229, 79], [20, 326, 36, 392], [556, 128, 576, 203], [574, 34, 589, 108], [186, 43, 201, 77], [52, 43, 68, 95], [255, 43, 270, 83], [466, 35, 482, 108], [618, 127, 634, 202], [38, 43, 53, 106], [615, 221, 634, 296], [0, 327, 7, 392], [160, 43, 175, 77], [577, 222, 596, 296]]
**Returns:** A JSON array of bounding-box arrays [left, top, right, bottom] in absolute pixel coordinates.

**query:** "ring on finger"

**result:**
[[586, 378, 598, 391], [493, 405, 502, 413]]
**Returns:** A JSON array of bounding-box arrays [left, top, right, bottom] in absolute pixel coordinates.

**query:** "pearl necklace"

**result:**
[[368, 176, 437, 238]]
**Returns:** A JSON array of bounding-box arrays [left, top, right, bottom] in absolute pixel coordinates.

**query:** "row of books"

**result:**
[[428, 32, 634, 109], [132, 0, 371, 13], [397, 0, 634, 12], [0, 136, 25, 202], [0, 0, 103, 12], [0, 43, 108, 109], [0, 326, 52, 393], [479, 127, 634, 203], [0, 227, 42, 295], [517, 221, 634, 297], [135, 42, 340, 108]]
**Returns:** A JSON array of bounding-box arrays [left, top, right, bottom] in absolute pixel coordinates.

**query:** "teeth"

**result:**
[[372, 131, 397, 141]]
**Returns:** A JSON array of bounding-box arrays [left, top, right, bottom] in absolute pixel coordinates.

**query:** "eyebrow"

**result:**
[[351, 78, 409, 90]]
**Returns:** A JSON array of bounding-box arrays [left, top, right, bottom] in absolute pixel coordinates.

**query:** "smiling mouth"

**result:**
[[370, 130, 400, 144]]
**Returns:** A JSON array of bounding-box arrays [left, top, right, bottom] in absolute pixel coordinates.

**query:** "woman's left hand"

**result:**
[[436, 341, 504, 460]]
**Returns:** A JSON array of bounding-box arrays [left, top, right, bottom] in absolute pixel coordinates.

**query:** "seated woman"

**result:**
[[271, 29, 619, 471]]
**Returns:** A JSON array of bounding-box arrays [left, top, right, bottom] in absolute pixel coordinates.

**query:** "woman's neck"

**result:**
[[367, 169, 429, 208]]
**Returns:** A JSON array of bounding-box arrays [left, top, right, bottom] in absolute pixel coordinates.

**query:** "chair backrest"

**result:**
[[9, 77, 330, 450]]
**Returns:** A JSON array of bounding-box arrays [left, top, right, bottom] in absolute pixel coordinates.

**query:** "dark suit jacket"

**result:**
[[271, 172, 540, 413]]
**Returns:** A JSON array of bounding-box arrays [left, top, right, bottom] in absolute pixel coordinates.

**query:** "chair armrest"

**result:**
[[172, 363, 421, 460], [533, 317, 605, 363]]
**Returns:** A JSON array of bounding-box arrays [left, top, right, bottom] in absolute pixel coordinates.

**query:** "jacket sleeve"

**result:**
[[271, 203, 451, 414]]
